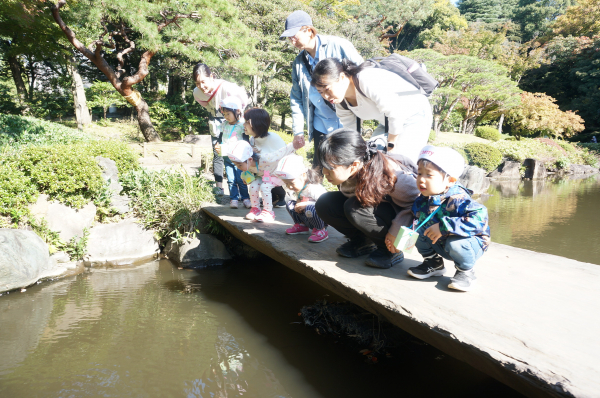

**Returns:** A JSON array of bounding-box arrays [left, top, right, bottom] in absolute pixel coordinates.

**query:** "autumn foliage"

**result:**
[[506, 92, 585, 139]]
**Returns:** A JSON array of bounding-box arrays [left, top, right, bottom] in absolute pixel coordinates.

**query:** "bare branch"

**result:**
[[116, 22, 135, 79], [156, 11, 201, 32]]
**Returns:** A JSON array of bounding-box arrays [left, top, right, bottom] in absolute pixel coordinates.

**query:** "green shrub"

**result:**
[[0, 114, 89, 148], [120, 168, 216, 240], [0, 163, 38, 216], [555, 157, 570, 170], [87, 140, 140, 174], [579, 143, 600, 154], [475, 126, 501, 141], [557, 141, 578, 153], [13, 145, 105, 208], [463, 143, 503, 172]]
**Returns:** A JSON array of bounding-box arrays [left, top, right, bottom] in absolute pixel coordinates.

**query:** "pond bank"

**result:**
[[203, 204, 600, 398]]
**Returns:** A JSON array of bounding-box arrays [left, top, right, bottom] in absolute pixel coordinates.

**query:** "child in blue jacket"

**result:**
[[404, 145, 490, 291]]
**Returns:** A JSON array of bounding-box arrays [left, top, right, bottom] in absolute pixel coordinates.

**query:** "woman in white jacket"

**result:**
[[310, 58, 433, 164], [192, 63, 249, 195]]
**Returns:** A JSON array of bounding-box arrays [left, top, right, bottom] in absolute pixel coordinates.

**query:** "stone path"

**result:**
[[203, 204, 600, 398]]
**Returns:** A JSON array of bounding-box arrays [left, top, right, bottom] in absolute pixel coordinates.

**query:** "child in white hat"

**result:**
[[273, 154, 329, 242], [215, 96, 250, 209], [395, 145, 490, 291]]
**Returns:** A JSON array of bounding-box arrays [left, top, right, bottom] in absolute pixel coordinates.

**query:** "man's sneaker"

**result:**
[[286, 224, 310, 235], [242, 199, 252, 209], [336, 236, 377, 258], [254, 210, 275, 223], [273, 200, 287, 208], [365, 247, 404, 269], [407, 255, 445, 279], [308, 229, 328, 243], [448, 269, 476, 292], [230, 200, 239, 209], [213, 187, 224, 196], [245, 207, 261, 220]]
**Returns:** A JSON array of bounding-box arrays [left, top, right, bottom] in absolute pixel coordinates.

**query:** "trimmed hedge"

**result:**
[[0, 114, 89, 148], [475, 126, 501, 142], [463, 143, 503, 172]]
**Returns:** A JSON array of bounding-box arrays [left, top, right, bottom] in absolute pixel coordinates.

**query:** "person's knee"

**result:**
[[343, 197, 363, 225], [445, 236, 482, 267]]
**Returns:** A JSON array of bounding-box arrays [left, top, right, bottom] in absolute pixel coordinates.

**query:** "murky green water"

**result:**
[[484, 174, 600, 265], [0, 259, 520, 397]]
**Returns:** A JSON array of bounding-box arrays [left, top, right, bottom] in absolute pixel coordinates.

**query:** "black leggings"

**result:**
[[315, 191, 396, 247]]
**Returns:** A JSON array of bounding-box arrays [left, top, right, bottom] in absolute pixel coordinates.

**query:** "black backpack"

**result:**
[[340, 54, 439, 133]]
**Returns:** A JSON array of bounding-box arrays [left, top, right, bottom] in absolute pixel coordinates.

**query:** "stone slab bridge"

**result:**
[[203, 204, 600, 398]]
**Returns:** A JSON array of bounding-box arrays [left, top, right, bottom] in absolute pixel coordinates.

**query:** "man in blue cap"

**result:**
[[281, 10, 363, 167]]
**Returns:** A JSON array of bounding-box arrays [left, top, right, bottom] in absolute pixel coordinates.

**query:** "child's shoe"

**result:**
[[407, 254, 445, 279], [242, 199, 252, 209], [245, 207, 261, 220], [286, 224, 309, 235], [230, 199, 239, 209], [448, 269, 476, 292], [365, 246, 404, 269], [254, 210, 275, 223], [308, 228, 328, 243]]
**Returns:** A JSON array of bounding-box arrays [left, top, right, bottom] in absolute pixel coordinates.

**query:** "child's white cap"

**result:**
[[273, 154, 307, 180], [220, 96, 242, 110], [227, 140, 253, 162], [418, 145, 465, 179]]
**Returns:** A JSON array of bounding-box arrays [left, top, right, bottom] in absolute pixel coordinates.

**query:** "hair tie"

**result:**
[[363, 141, 378, 162]]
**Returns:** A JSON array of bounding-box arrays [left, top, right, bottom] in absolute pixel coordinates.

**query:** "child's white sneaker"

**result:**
[[254, 210, 275, 223], [448, 269, 476, 292], [230, 200, 239, 209], [242, 199, 252, 209]]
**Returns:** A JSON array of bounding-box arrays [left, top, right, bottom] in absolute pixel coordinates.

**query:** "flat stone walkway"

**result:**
[[203, 204, 600, 398]]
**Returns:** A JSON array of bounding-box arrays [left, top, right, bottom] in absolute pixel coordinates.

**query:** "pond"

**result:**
[[2, 174, 598, 397]]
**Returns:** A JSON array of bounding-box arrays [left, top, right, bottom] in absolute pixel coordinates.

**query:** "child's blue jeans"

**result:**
[[224, 158, 249, 201], [415, 227, 484, 271]]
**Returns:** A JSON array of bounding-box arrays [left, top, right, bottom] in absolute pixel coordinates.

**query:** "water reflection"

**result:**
[[484, 174, 600, 265]]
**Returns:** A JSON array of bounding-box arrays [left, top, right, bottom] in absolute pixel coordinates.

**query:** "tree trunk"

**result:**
[[7, 55, 28, 108], [167, 73, 182, 99], [433, 114, 441, 136], [280, 112, 286, 131], [67, 59, 92, 129], [135, 99, 161, 142], [103, 106, 108, 120], [498, 113, 505, 135], [462, 118, 476, 135]]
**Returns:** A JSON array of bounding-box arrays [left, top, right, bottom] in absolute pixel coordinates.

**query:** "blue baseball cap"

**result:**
[[280, 10, 312, 40]]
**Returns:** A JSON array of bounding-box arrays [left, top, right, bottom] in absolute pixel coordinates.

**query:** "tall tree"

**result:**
[[549, 0, 600, 38], [50, 0, 256, 142], [511, 0, 571, 41]]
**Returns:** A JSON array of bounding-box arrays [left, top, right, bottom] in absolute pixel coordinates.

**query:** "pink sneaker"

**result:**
[[308, 228, 328, 243], [286, 224, 310, 235], [254, 210, 275, 223], [245, 207, 261, 220]]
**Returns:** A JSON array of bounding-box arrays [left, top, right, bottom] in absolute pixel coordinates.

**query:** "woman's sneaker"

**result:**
[[286, 224, 309, 235], [242, 199, 252, 209], [365, 246, 404, 269], [407, 255, 445, 279], [230, 199, 239, 209], [448, 269, 476, 292], [273, 200, 287, 208], [308, 229, 328, 243], [336, 236, 377, 258], [254, 210, 275, 223], [245, 207, 261, 220]]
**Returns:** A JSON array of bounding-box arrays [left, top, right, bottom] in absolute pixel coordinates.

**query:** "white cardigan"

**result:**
[[336, 68, 432, 137]]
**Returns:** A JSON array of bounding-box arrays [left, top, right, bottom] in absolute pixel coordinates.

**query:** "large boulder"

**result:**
[[28, 195, 96, 242], [523, 158, 547, 179], [488, 161, 522, 180], [570, 164, 599, 175], [165, 233, 232, 268], [0, 229, 73, 293], [85, 219, 158, 266], [459, 165, 490, 196]]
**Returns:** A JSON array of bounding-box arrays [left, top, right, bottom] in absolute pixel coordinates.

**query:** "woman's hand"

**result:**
[[294, 202, 307, 213], [385, 232, 400, 253], [424, 223, 442, 244]]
